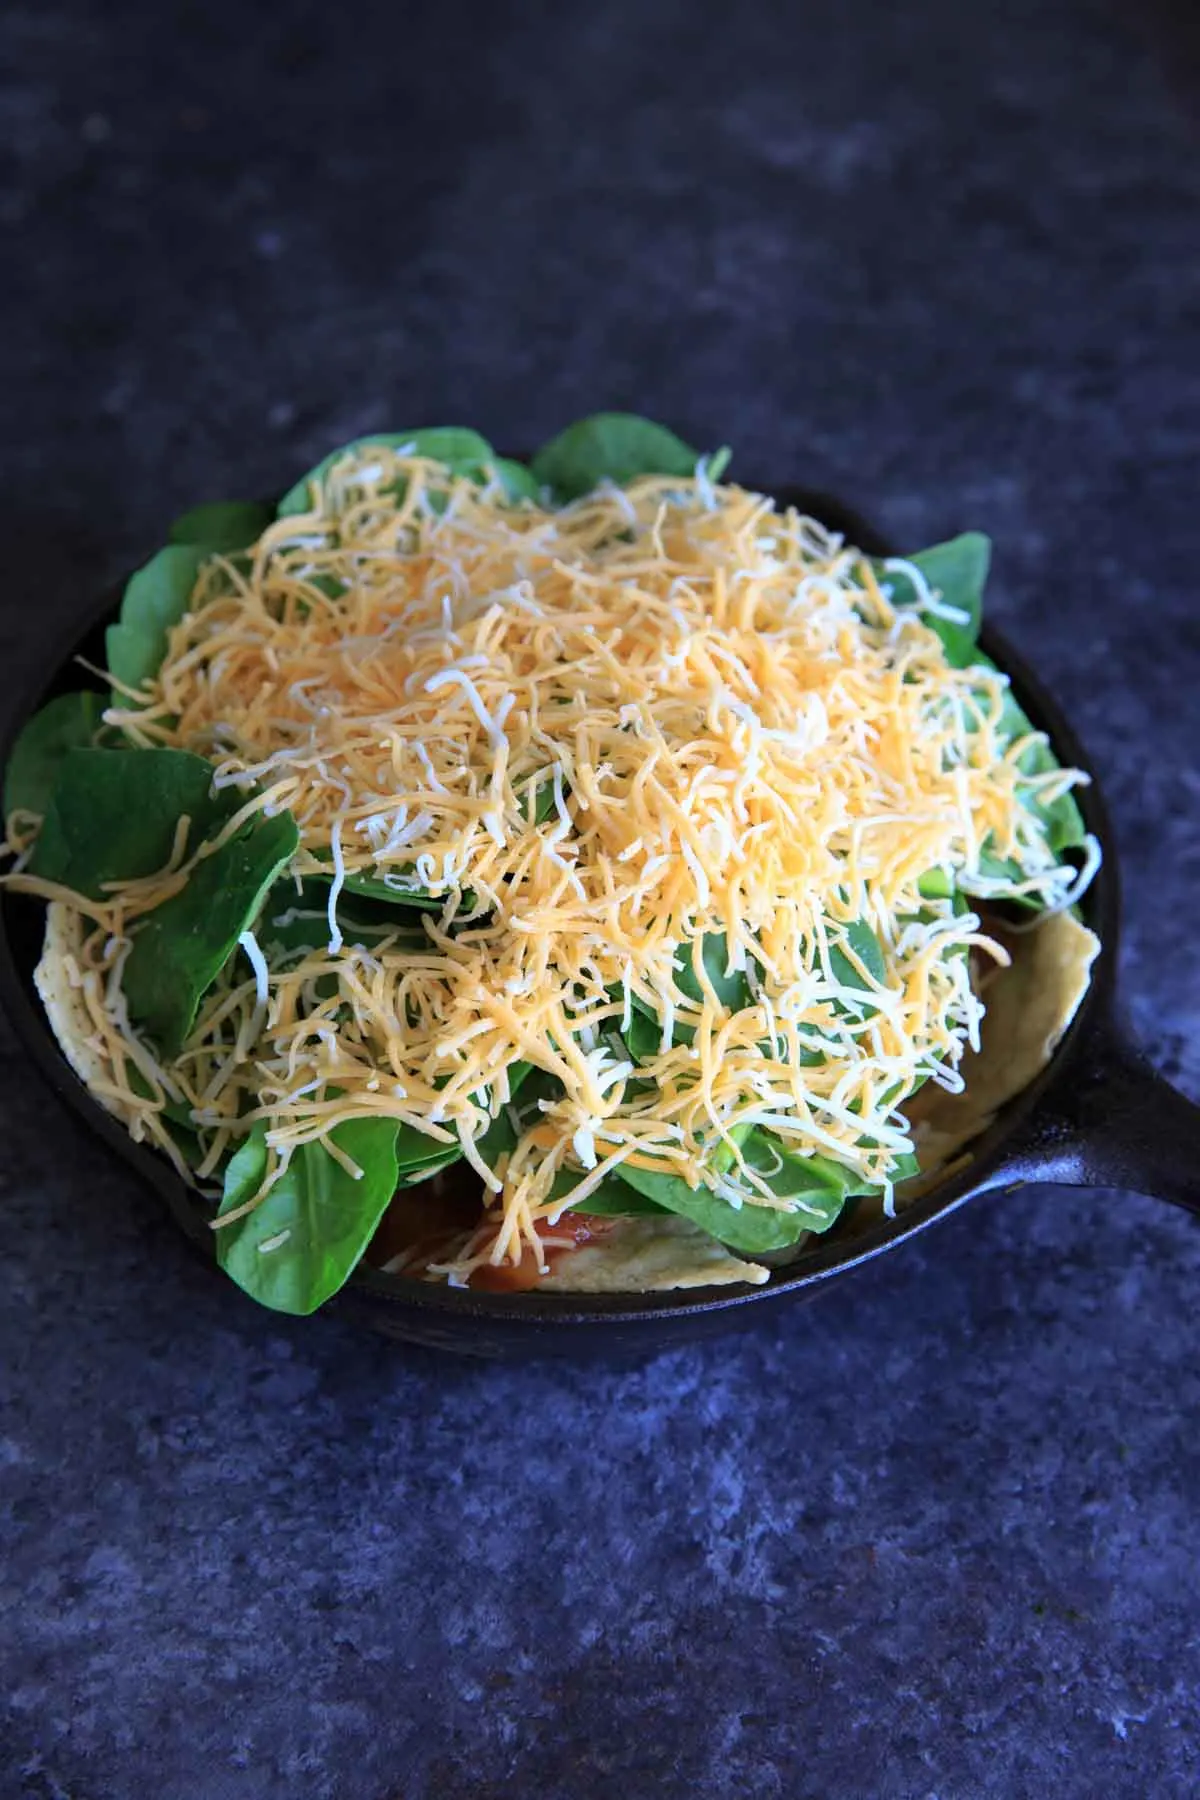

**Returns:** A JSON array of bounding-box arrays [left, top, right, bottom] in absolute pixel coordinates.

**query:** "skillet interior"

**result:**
[[0, 487, 1117, 1354]]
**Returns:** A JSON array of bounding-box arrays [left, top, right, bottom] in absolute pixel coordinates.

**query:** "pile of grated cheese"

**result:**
[[65, 447, 1089, 1277]]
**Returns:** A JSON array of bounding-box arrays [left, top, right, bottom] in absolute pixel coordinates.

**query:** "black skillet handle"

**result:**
[[1000, 1011, 1200, 1216]]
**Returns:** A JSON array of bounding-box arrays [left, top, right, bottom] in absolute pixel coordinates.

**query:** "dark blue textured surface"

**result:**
[[2, 2, 1199, 1795]]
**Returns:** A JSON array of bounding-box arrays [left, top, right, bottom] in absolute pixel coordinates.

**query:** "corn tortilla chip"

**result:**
[[901, 909, 1100, 1196]]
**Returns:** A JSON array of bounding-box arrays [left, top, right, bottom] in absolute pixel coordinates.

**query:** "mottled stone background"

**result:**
[[2, 2, 1198, 1795]]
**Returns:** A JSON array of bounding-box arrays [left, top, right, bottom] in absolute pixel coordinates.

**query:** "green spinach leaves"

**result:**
[[276, 427, 536, 518], [104, 500, 271, 697], [27, 745, 299, 1053], [29, 747, 237, 898], [168, 500, 273, 552], [875, 534, 1086, 892], [106, 544, 215, 696], [216, 1117, 400, 1314], [121, 806, 298, 1053], [610, 1130, 853, 1252], [530, 412, 721, 501], [3, 692, 109, 821], [872, 532, 990, 667]]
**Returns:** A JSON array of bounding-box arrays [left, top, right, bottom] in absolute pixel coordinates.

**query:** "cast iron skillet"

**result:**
[[2, 485, 1198, 1359]]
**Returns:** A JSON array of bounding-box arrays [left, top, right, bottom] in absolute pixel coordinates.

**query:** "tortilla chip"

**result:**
[[902, 909, 1100, 1194], [34, 902, 119, 1110], [539, 1214, 769, 1292]]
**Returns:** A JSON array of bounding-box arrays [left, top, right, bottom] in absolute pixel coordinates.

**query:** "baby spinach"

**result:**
[[3, 692, 108, 821], [126, 1065, 202, 1159], [256, 880, 429, 957], [613, 1131, 851, 1254], [492, 458, 542, 504], [168, 500, 272, 552], [29, 747, 236, 899], [106, 543, 214, 696], [558, 1170, 666, 1217], [340, 870, 445, 910], [215, 1116, 401, 1314], [874, 533, 991, 668], [618, 1005, 662, 1064], [393, 1122, 462, 1181], [27, 743, 300, 1054], [917, 867, 954, 900], [530, 412, 707, 501], [305, 847, 442, 911], [675, 932, 753, 1018], [525, 769, 559, 826], [122, 807, 299, 1054], [952, 652, 1086, 902], [276, 427, 497, 517], [828, 916, 887, 1006], [996, 688, 1087, 854], [388, 1060, 541, 1187], [742, 1129, 856, 1225]]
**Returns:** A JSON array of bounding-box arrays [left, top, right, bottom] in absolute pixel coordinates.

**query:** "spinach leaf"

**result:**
[[122, 808, 299, 1053], [889, 1150, 921, 1184], [28, 747, 236, 899], [827, 916, 887, 1006], [619, 1004, 662, 1064], [390, 1059, 540, 1186], [741, 1129, 855, 1227], [530, 412, 705, 501], [215, 1116, 400, 1314], [917, 867, 954, 900], [3, 692, 108, 821], [341, 870, 444, 910], [126, 1065, 202, 1160], [106, 543, 214, 695], [277, 428, 496, 517], [914, 648, 1086, 907], [256, 880, 429, 957], [627, 933, 754, 1051], [874, 533, 991, 668], [491, 458, 542, 504], [27, 744, 300, 1055], [397, 1154, 460, 1188], [675, 933, 753, 1018], [557, 1169, 666, 1217], [377, 427, 494, 479], [971, 845, 1057, 914], [393, 1123, 461, 1180], [525, 769, 559, 825], [965, 652, 1087, 886], [996, 689, 1088, 854], [168, 500, 272, 552], [613, 1131, 851, 1254], [306, 847, 443, 910]]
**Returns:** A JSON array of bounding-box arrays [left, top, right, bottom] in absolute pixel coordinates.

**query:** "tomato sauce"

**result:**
[[366, 1163, 611, 1288], [364, 1163, 481, 1271], [469, 1215, 611, 1292]]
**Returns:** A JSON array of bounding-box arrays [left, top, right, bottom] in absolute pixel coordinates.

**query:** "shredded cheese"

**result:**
[[24, 447, 1094, 1280]]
